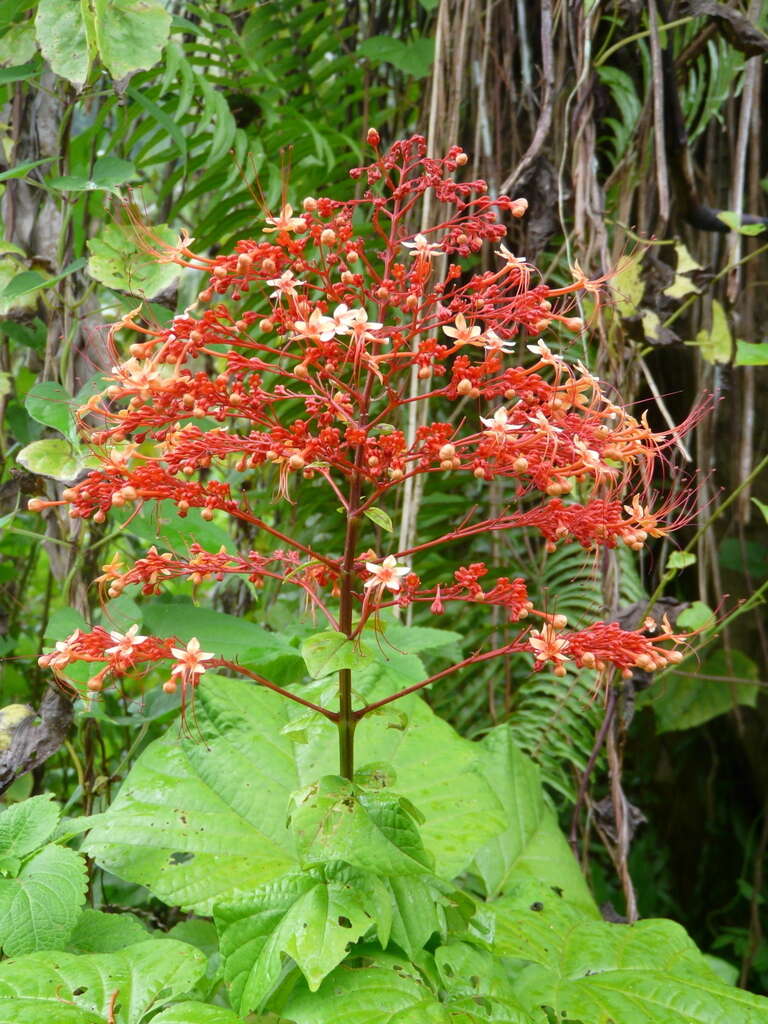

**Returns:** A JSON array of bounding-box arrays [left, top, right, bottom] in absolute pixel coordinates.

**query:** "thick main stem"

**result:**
[[337, 667, 355, 781], [337, 506, 360, 780]]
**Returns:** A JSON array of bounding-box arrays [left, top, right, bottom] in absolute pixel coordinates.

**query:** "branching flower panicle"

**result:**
[[30, 134, 697, 749]]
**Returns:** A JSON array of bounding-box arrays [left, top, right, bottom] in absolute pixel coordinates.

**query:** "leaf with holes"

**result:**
[[281, 949, 449, 1024], [0, 844, 88, 956], [87, 223, 179, 297], [215, 864, 386, 1016], [84, 675, 505, 911], [494, 902, 768, 1024], [0, 939, 206, 1023], [472, 727, 598, 913], [289, 776, 434, 876]]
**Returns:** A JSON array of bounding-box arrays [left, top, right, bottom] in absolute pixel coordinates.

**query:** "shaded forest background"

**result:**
[[1, 0, 767, 993]]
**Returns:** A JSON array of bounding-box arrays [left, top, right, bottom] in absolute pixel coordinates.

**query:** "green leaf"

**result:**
[[472, 728, 599, 912], [0, 21, 37, 67], [16, 438, 87, 482], [47, 157, 136, 194], [151, 1005, 242, 1024], [694, 300, 731, 364], [500, 911, 768, 1024], [0, 845, 87, 955], [376, 621, 463, 657], [44, 607, 89, 644], [0, 259, 86, 302], [357, 35, 435, 78], [91, 156, 136, 188], [648, 649, 759, 733], [0, 796, 60, 860], [716, 210, 766, 235], [93, 0, 171, 80], [141, 602, 295, 663], [87, 223, 179, 297], [387, 874, 453, 958], [735, 340, 768, 365], [753, 497, 768, 523], [0, 160, 52, 183], [666, 550, 696, 570], [289, 776, 433, 875], [0, 939, 206, 1023], [0, 270, 45, 302], [24, 381, 76, 442], [301, 630, 372, 678], [676, 600, 716, 632], [282, 949, 450, 1023], [436, 942, 531, 1022], [215, 865, 381, 1015], [35, 0, 91, 87], [125, 86, 187, 164], [66, 909, 148, 954], [84, 675, 506, 911], [0, 59, 41, 84], [364, 506, 393, 532], [613, 259, 644, 317], [129, 500, 236, 555]]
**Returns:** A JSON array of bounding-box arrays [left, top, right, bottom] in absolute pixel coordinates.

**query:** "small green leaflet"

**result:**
[[364, 506, 394, 532], [716, 210, 767, 235], [666, 551, 696, 570]]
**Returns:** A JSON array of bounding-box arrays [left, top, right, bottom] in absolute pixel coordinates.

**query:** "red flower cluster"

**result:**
[[31, 135, 693, 714]]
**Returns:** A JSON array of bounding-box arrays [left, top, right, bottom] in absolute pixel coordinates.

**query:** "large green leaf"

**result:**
[[215, 864, 385, 1016], [0, 939, 206, 1024], [0, 845, 87, 956], [16, 439, 91, 482], [281, 949, 450, 1023], [290, 777, 433, 875], [24, 381, 76, 442], [151, 1006, 241, 1024], [66, 909, 149, 954], [93, 0, 171, 80], [84, 674, 505, 911], [35, 0, 91, 88], [648, 649, 759, 732], [87, 223, 179, 297], [493, 903, 768, 1024], [141, 602, 297, 664], [0, 22, 37, 68], [47, 157, 136, 194], [435, 942, 532, 1023], [301, 630, 372, 678], [472, 728, 598, 913]]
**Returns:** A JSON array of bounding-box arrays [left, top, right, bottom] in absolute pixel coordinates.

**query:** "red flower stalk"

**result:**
[[31, 135, 695, 777]]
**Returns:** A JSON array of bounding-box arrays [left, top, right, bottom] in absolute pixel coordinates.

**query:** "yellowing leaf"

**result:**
[[693, 300, 731, 364], [612, 259, 644, 317]]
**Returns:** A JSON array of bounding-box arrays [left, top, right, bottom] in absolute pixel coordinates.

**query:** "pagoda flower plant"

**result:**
[[32, 131, 692, 783], [21, 133, 768, 1024]]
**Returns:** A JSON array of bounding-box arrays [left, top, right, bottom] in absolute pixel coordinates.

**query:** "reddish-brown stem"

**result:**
[[232, 506, 338, 570], [222, 660, 336, 719], [353, 640, 529, 718]]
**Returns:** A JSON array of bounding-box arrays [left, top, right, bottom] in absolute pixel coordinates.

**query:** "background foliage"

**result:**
[[0, 0, 766, 1015]]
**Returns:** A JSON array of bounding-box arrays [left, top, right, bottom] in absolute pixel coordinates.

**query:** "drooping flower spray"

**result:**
[[33, 133, 691, 779]]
